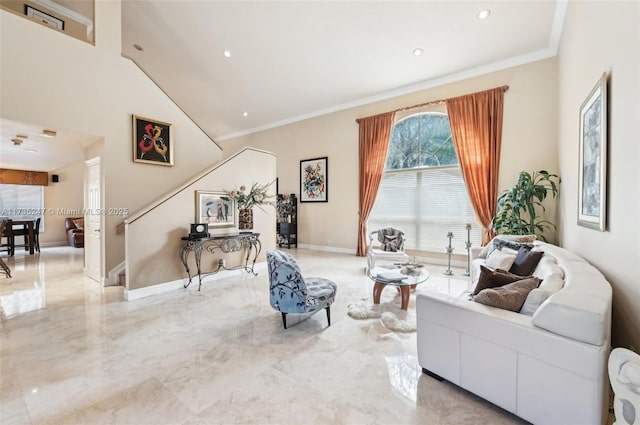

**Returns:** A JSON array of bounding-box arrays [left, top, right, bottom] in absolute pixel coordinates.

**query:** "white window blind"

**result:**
[[0, 184, 44, 221], [368, 166, 482, 253]]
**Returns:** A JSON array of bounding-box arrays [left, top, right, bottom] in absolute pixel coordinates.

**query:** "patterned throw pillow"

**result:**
[[382, 234, 399, 252], [477, 235, 537, 259], [474, 277, 541, 312], [72, 219, 84, 230], [486, 238, 534, 259]]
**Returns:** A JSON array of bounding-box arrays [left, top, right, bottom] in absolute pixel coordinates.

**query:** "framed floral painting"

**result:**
[[300, 157, 328, 202]]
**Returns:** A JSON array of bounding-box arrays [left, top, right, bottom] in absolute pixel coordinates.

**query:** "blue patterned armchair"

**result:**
[[267, 249, 337, 329]]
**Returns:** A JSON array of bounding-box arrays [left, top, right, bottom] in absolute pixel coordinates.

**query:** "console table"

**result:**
[[179, 232, 261, 291]]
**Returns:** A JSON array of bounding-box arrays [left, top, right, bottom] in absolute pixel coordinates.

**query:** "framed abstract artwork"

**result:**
[[133, 115, 174, 166], [300, 157, 328, 202], [195, 191, 236, 228], [577, 73, 607, 231]]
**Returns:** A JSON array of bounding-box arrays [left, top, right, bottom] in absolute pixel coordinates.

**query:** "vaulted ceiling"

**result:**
[[121, 1, 565, 141], [1, 1, 566, 172]]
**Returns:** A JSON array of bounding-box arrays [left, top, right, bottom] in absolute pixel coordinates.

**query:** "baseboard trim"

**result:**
[[297, 244, 356, 255], [124, 261, 267, 301], [40, 241, 69, 248]]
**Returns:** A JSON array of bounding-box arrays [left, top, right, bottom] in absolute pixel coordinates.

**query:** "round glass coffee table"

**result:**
[[368, 262, 430, 310]]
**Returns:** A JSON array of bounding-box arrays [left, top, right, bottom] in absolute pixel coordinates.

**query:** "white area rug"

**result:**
[[347, 299, 417, 333]]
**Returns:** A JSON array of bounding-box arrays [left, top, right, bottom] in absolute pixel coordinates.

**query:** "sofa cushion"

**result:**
[[474, 277, 541, 312], [473, 265, 531, 296], [533, 256, 564, 280], [510, 247, 544, 276], [485, 249, 517, 271], [520, 288, 555, 316]]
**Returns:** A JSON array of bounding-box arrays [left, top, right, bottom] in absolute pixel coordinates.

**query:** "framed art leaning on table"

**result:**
[[195, 191, 236, 229]]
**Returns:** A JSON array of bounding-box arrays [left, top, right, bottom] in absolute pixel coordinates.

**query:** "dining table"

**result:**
[[11, 219, 36, 255]]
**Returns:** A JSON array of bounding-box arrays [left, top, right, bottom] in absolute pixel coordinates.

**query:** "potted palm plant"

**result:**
[[492, 170, 559, 242]]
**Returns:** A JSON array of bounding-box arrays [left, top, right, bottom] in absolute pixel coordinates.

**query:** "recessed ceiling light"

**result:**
[[242, 112, 249, 117], [133, 44, 144, 51], [223, 50, 232, 58], [477, 9, 491, 20], [42, 129, 57, 137], [413, 48, 423, 56], [24, 148, 38, 153]]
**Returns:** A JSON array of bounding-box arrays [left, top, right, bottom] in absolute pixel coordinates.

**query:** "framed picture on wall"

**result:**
[[300, 157, 328, 202], [195, 191, 236, 228], [132, 115, 174, 166], [25, 5, 65, 30], [577, 72, 607, 231]]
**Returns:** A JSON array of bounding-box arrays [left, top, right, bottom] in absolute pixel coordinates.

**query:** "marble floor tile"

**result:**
[[0, 246, 527, 425]]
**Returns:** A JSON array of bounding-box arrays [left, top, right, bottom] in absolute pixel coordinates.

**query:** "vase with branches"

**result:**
[[226, 181, 275, 231], [492, 170, 559, 242]]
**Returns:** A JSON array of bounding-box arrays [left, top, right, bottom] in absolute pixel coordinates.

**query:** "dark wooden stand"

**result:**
[[276, 194, 297, 248]]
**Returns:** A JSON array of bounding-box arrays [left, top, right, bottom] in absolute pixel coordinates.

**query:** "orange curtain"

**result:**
[[356, 112, 395, 256], [446, 87, 506, 245]]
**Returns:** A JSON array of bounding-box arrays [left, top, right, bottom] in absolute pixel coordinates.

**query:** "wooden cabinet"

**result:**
[[276, 194, 297, 248]]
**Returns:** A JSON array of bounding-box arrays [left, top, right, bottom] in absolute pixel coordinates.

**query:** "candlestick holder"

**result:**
[[444, 232, 454, 276], [463, 223, 472, 277]]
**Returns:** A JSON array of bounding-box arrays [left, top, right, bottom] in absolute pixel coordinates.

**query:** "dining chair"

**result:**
[[0, 218, 15, 257], [12, 220, 30, 252], [0, 218, 11, 277], [32, 217, 41, 252]]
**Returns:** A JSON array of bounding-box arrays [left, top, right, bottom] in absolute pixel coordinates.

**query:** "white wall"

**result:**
[[126, 148, 276, 290], [557, 1, 640, 351], [220, 58, 560, 252], [0, 1, 223, 277], [42, 160, 85, 245]]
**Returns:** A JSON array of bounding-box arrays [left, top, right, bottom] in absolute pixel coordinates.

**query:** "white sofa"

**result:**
[[416, 240, 612, 425]]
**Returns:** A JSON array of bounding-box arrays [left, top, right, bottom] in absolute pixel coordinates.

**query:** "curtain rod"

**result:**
[[355, 85, 509, 123]]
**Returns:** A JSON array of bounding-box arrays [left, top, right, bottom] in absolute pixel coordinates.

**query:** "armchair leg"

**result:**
[[325, 306, 331, 327], [281, 312, 287, 329]]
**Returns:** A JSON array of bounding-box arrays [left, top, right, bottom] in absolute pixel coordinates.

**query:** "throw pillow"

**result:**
[[509, 247, 545, 276], [474, 277, 541, 312], [477, 235, 537, 259], [486, 238, 535, 258], [382, 235, 399, 252], [72, 218, 84, 230], [495, 234, 537, 243], [485, 249, 517, 271], [473, 265, 531, 296]]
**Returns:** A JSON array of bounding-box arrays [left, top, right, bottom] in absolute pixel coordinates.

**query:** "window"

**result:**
[[368, 112, 482, 253], [0, 184, 45, 226]]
